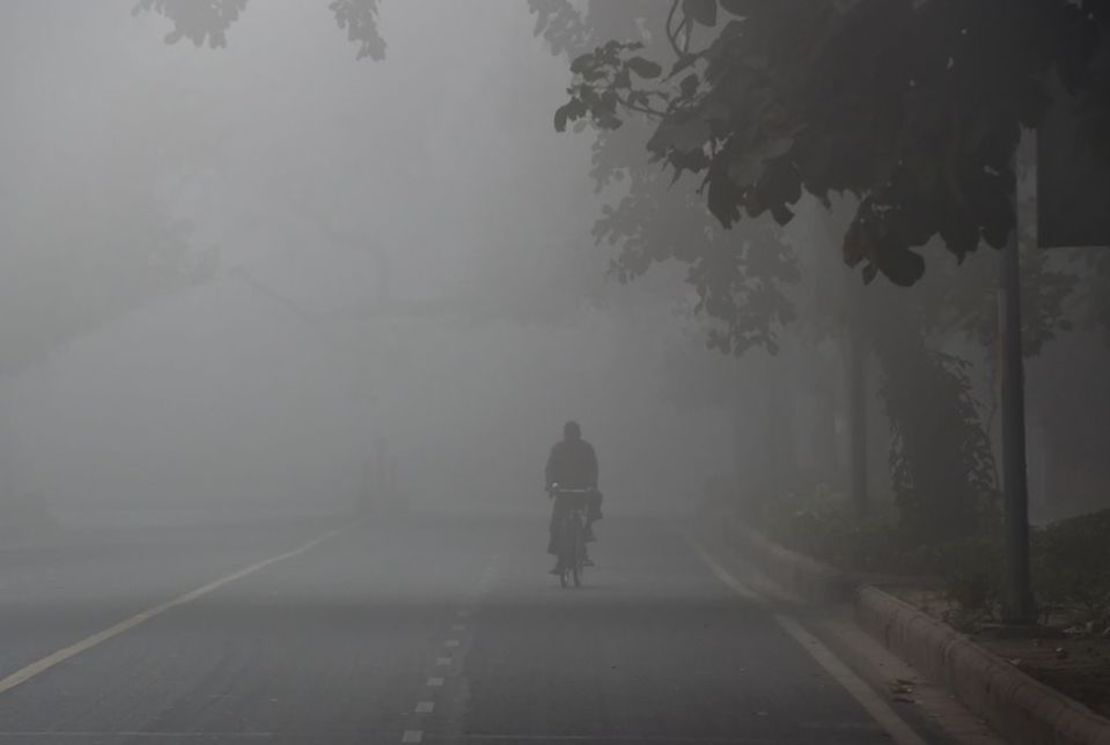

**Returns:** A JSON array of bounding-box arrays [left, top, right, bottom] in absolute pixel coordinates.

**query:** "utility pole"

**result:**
[[848, 322, 869, 520], [842, 266, 869, 520], [999, 132, 1037, 624]]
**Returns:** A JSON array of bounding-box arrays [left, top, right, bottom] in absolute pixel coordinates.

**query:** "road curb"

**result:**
[[709, 513, 1110, 745]]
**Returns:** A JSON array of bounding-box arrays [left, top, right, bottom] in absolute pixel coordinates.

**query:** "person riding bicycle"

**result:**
[[545, 420, 603, 574]]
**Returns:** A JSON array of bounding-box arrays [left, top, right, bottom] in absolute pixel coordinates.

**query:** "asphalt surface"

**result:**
[[0, 511, 952, 744]]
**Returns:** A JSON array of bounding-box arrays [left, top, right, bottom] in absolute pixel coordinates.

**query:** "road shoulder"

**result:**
[[690, 531, 1007, 745]]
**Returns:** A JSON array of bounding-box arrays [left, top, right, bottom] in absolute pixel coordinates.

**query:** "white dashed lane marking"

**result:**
[[400, 557, 497, 743]]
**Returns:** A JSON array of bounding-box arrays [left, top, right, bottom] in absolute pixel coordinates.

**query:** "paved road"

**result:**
[[0, 512, 952, 744]]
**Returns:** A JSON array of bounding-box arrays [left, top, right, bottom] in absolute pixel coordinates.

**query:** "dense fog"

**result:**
[[2, 1, 1108, 533], [0, 1, 735, 527], [2, 3, 1110, 740]]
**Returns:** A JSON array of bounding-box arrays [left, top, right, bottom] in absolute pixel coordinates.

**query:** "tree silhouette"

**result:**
[[553, 0, 1108, 286], [133, 0, 386, 60]]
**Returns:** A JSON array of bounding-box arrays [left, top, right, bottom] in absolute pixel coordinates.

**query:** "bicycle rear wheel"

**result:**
[[558, 518, 574, 588], [571, 520, 584, 587]]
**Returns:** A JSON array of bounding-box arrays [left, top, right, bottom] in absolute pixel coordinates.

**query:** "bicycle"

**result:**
[[548, 485, 591, 588]]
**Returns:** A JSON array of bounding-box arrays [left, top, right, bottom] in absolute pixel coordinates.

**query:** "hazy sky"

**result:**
[[0, 1, 733, 522]]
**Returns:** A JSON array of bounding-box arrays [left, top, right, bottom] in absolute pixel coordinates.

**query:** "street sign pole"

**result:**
[[999, 135, 1037, 624]]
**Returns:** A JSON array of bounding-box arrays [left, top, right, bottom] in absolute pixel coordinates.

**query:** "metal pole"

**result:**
[[848, 323, 869, 520], [999, 138, 1036, 623], [842, 266, 869, 520]]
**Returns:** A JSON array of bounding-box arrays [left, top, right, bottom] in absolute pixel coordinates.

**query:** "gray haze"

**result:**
[[3, 5, 1110, 743], [0, 1, 730, 526]]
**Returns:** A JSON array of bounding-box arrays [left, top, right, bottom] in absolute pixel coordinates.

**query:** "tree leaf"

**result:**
[[652, 115, 712, 154], [877, 246, 926, 287], [555, 100, 583, 132], [683, 0, 718, 27], [680, 72, 700, 98], [626, 56, 663, 79], [719, 0, 751, 16], [770, 202, 794, 226], [570, 52, 594, 74]]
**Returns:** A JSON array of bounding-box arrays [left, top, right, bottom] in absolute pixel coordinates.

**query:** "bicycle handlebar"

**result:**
[[546, 485, 597, 500]]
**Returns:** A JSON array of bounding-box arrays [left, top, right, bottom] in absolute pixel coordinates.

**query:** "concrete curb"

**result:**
[[856, 587, 1110, 745], [713, 513, 1110, 745]]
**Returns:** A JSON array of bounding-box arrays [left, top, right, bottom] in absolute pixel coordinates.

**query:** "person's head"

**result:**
[[563, 420, 582, 441]]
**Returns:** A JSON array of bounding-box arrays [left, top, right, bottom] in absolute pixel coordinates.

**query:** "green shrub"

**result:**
[[938, 538, 1001, 618], [758, 484, 902, 574], [1033, 509, 1110, 624], [751, 489, 1110, 634]]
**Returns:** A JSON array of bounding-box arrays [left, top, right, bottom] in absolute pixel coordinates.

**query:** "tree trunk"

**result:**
[[730, 361, 760, 517], [810, 365, 839, 482], [999, 196, 1036, 623], [847, 327, 870, 519]]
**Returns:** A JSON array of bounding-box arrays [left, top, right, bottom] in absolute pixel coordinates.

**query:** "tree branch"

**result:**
[[616, 94, 667, 118]]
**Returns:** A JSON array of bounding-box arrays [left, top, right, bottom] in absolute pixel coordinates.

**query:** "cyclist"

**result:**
[[545, 420, 602, 574]]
